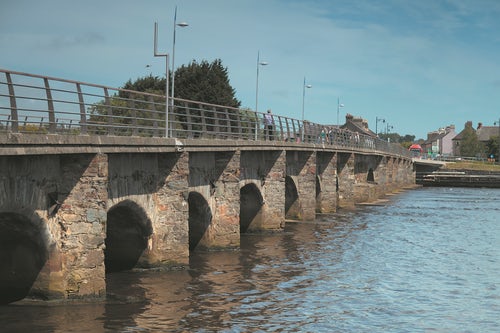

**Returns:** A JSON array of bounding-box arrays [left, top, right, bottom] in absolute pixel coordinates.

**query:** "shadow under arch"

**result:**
[[285, 176, 300, 219], [0, 211, 49, 304], [105, 200, 153, 273], [316, 175, 322, 212], [240, 183, 264, 233], [367, 168, 375, 182], [188, 192, 212, 251]]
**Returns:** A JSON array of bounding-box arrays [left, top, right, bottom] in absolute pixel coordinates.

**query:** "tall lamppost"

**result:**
[[153, 22, 170, 137], [301, 77, 312, 142], [255, 50, 268, 113], [171, 6, 188, 109], [375, 117, 385, 137], [495, 118, 500, 162], [386, 123, 393, 142], [337, 97, 344, 126], [255, 51, 268, 140]]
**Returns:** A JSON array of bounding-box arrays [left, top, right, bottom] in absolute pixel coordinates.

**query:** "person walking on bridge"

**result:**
[[264, 109, 275, 140]]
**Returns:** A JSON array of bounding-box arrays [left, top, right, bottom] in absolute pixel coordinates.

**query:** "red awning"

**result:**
[[409, 144, 423, 151]]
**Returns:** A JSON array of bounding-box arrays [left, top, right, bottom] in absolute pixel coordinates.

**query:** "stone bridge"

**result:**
[[0, 69, 414, 304], [0, 134, 414, 304]]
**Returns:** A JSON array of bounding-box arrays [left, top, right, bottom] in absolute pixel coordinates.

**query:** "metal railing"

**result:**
[[0, 69, 411, 157]]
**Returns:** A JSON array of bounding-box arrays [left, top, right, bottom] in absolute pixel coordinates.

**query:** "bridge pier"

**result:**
[[337, 152, 356, 208], [286, 151, 317, 220], [54, 154, 108, 299], [188, 151, 240, 250], [353, 154, 377, 204], [0, 154, 108, 303], [240, 150, 286, 232], [316, 152, 338, 213], [107, 152, 190, 270]]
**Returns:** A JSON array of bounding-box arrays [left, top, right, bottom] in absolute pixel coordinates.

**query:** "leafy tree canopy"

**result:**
[[117, 59, 241, 108], [121, 75, 166, 96], [378, 133, 415, 148], [174, 59, 241, 108], [486, 136, 499, 159], [459, 123, 483, 157]]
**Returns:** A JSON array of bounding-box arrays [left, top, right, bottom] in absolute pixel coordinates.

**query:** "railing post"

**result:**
[[104, 88, 114, 136], [276, 116, 283, 141], [128, 93, 138, 136], [43, 78, 56, 133], [148, 95, 159, 137], [224, 107, 231, 138], [235, 108, 242, 138], [76, 83, 87, 135], [291, 120, 298, 143], [5, 72, 18, 132], [213, 106, 221, 138], [254, 113, 259, 141]]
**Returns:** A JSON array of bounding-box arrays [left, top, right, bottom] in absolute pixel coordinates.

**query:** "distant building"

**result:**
[[421, 125, 456, 158], [340, 114, 377, 137], [452, 121, 498, 156]]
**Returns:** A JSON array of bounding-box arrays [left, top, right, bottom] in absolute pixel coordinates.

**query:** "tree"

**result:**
[[459, 123, 482, 157], [174, 59, 241, 107], [87, 75, 167, 136], [121, 75, 166, 96], [486, 136, 499, 160], [378, 133, 415, 148], [87, 59, 242, 137]]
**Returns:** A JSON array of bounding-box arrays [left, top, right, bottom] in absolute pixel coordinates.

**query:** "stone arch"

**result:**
[[285, 176, 300, 219], [105, 200, 153, 273], [367, 168, 375, 182], [188, 191, 212, 251], [240, 183, 264, 233], [0, 211, 50, 304]]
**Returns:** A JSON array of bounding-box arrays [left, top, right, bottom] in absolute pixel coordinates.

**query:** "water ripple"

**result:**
[[2, 187, 499, 332]]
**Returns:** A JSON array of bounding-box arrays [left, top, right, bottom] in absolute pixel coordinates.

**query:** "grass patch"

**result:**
[[443, 161, 500, 172]]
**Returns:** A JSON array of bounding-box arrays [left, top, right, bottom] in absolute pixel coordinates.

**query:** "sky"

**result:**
[[1, 0, 500, 139]]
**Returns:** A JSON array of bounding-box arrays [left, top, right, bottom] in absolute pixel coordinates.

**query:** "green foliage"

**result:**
[[20, 124, 48, 134], [120, 75, 166, 97], [486, 136, 499, 159], [174, 59, 241, 107], [87, 59, 242, 137], [459, 123, 483, 157], [378, 133, 415, 148], [87, 87, 165, 137]]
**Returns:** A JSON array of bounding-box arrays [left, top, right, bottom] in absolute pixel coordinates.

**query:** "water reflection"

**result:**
[[2, 188, 499, 332]]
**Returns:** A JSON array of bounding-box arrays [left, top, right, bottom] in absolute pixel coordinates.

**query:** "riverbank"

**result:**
[[420, 161, 500, 187]]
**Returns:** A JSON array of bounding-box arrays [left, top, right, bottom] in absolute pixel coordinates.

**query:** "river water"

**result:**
[[2, 187, 499, 332]]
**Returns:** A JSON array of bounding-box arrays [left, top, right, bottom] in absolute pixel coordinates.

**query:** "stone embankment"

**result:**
[[419, 169, 500, 188]]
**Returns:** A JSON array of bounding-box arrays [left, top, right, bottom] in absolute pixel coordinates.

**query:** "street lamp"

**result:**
[[153, 22, 170, 137], [255, 50, 268, 113], [495, 118, 500, 162], [386, 123, 394, 142], [375, 117, 385, 137], [171, 6, 188, 109], [337, 97, 344, 126], [301, 77, 312, 142]]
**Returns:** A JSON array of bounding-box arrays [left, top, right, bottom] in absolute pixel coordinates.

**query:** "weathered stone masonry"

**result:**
[[0, 141, 415, 304]]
